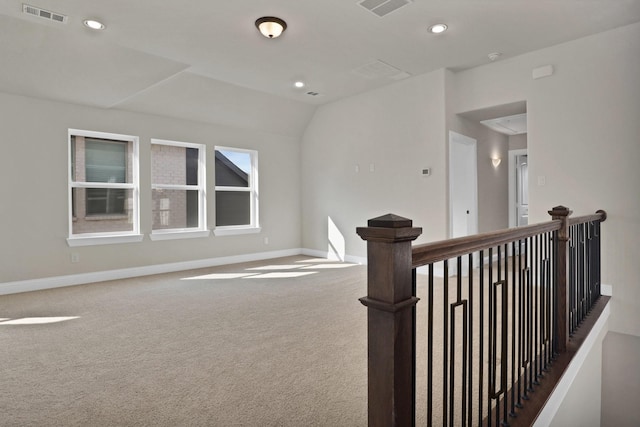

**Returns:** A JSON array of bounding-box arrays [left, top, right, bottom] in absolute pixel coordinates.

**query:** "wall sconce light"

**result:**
[[491, 158, 502, 168], [255, 17, 287, 39]]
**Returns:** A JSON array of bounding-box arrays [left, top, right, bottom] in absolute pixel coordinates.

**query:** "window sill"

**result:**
[[67, 234, 144, 247], [213, 226, 261, 236], [150, 229, 211, 241]]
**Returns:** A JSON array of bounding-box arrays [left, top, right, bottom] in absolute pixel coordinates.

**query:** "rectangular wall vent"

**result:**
[[358, 0, 411, 17], [22, 4, 68, 24]]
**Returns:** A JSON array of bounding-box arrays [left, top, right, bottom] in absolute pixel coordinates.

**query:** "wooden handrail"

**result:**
[[412, 220, 561, 268], [568, 209, 607, 226], [411, 209, 607, 268]]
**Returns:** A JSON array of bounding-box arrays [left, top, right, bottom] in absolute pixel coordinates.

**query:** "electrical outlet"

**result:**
[[264, 237, 269, 245], [71, 253, 80, 263]]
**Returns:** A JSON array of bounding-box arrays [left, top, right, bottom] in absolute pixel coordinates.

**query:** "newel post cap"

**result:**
[[368, 213, 413, 228], [356, 213, 422, 243], [548, 205, 573, 218]]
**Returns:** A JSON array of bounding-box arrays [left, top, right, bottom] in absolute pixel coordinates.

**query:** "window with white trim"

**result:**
[[214, 147, 259, 234], [68, 129, 140, 245], [150, 139, 208, 239]]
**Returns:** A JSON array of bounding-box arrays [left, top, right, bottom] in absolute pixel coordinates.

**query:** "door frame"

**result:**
[[508, 148, 528, 228], [448, 131, 478, 239]]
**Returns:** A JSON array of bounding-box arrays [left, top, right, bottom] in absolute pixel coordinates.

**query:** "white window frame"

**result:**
[[67, 129, 142, 247], [150, 139, 209, 240], [213, 146, 260, 236]]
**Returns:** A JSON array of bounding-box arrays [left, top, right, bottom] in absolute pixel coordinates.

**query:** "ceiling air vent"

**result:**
[[22, 4, 68, 24], [353, 60, 411, 80], [358, 0, 411, 17]]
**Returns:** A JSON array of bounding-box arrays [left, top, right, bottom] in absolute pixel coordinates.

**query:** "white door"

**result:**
[[449, 131, 478, 239]]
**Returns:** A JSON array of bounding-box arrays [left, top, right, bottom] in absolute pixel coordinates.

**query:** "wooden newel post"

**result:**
[[356, 214, 422, 426], [548, 205, 572, 353]]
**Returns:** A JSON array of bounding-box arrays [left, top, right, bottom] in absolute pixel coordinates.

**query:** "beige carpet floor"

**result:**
[[0, 256, 370, 426]]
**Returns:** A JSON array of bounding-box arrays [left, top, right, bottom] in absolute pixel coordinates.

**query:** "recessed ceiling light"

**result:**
[[428, 23, 448, 34], [83, 19, 105, 30], [294, 81, 305, 88]]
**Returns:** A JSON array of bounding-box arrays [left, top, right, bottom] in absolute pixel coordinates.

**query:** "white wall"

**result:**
[[601, 332, 640, 426], [452, 22, 640, 337], [509, 133, 528, 151], [545, 319, 608, 427], [301, 69, 448, 259], [0, 92, 302, 283]]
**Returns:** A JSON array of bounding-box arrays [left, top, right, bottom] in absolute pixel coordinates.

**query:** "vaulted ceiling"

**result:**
[[1, 0, 639, 131]]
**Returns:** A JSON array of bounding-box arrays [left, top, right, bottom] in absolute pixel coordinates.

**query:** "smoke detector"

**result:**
[[488, 52, 502, 61]]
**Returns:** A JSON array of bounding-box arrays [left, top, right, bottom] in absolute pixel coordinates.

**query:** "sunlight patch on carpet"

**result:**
[[300, 263, 356, 269], [245, 264, 310, 271], [181, 273, 257, 280], [0, 316, 80, 325], [243, 271, 317, 279]]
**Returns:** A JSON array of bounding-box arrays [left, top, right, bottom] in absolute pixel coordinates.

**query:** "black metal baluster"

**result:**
[[488, 248, 494, 427], [531, 236, 540, 385], [595, 221, 601, 299], [443, 260, 449, 426], [411, 268, 417, 427], [543, 233, 551, 370], [551, 231, 557, 358], [427, 264, 434, 425], [497, 246, 502, 426], [569, 225, 576, 335], [478, 250, 485, 426], [510, 241, 517, 418], [450, 296, 468, 427], [467, 253, 474, 427], [501, 244, 509, 425], [578, 224, 585, 325], [527, 236, 534, 394], [449, 257, 463, 427], [586, 223, 593, 308], [595, 221, 600, 301], [517, 240, 523, 409]]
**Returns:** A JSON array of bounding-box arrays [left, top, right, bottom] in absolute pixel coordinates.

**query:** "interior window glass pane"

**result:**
[[85, 138, 127, 183], [152, 189, 199, 230], [71, 136, 77, 181], [152, 145, 199, 185], [215, 150, 250, 187], [71, 188, 134, 234], [216, 191, 250, 226], [86, 188, 126, 215]]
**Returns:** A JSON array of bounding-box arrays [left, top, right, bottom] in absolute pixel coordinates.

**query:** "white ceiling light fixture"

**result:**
[[294, 81, 305, 88], [83, 19, 105, 30], [255, 17, 287, 39], [428, 23, 448, 34]]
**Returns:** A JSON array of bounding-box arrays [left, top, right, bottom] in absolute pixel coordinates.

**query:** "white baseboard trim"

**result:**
[[0, 248, 304, 296], [533, 300, 610, 427], [300, 248, 366, 265], [301, 248, 338, 260]]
